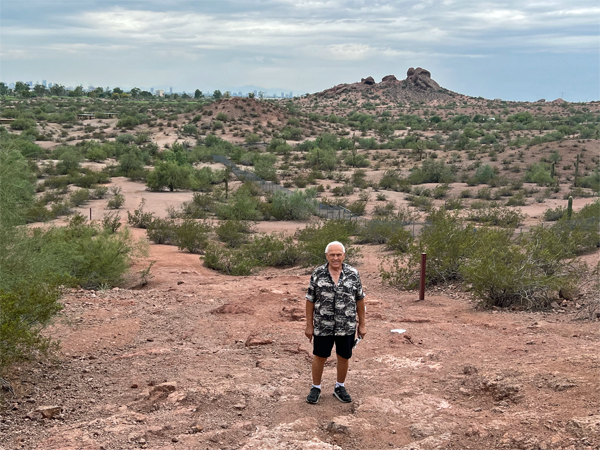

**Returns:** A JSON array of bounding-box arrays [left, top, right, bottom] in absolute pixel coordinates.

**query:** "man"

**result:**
[[305, 241, 366, 404]]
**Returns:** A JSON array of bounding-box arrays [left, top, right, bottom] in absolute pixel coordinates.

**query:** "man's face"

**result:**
[[326, 244, 345, 270]]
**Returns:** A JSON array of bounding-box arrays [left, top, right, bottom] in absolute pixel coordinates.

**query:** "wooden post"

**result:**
[[89, 207, 92, 221], [419, 253, 427, 301]]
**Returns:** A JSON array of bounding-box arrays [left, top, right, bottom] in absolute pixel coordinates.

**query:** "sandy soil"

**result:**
[[1, 236, 599, 450]]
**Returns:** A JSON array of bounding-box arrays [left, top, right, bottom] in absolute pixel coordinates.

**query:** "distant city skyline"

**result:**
[[1, 1, 598, 102]]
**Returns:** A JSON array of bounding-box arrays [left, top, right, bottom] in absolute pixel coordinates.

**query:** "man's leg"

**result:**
[[312, 355, 327, 385], [336, 354, 349, 384]]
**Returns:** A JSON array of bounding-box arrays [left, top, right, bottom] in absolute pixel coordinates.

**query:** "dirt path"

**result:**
[[1, 243, 598, 450]]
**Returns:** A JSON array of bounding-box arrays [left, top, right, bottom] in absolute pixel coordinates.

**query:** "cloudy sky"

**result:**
[[1, 0, 598, 101]]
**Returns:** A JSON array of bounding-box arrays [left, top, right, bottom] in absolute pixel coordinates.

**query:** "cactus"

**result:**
[[573, 154, 580, 187], [551, 162, 555, 179], [567, 196, 573, 220]]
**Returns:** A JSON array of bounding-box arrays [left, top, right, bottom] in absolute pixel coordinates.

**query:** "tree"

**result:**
[[33, 84, 47, 97], [194, 89, 203, 99], [49, 84, 66, 96], [130, 87, 141, 99], [0, 82, 8, 96], [213, 90, 222, 100], [248, 92, 255, 99], [14, 81, 30, 97], [69, 86, 84, 97], [146, 161, 192, 192]]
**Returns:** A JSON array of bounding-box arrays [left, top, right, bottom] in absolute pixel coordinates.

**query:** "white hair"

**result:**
[[325, 241, 346, 254]]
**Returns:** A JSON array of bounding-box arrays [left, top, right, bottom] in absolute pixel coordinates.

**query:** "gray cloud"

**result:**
[[1, 0, 598, 100]]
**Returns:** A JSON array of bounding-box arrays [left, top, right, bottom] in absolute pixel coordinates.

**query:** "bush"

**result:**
[[295, 219, 359, 266], [146, 218, 177, 244], [271, 189, 317, 220], [543, 206, 567, 221], [246, 233, 301, 267], [203, 243, 257, 275], [69, 188, 90, 207], [408, 160, 456, 184], [380, 208, 476, 288], [173, 219, 211, 253], [107, 193, 125, 209], [461, 227, 581, 309], [355, 219, 413, 251], [467, 206, 525, 228], [216, 220, 252, 248], [0, 282, 63, 368], [127, 199, 155, 229]]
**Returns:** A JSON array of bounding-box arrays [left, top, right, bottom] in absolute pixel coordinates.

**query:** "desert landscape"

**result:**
[[1, 68, 599, 450]]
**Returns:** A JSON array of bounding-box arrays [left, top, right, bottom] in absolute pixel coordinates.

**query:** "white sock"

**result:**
[[312, 384, 321, 390], [335, 382, 345, 388]]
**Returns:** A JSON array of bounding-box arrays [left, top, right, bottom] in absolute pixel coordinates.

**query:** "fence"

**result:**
[[211, 154, 356, 220]]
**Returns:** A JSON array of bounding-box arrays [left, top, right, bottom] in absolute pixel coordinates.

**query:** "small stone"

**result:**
[[551, 301, 560, 309], [171, 437, 179, 443], [35, 406, 62, 419], [130, 383, 138, 389], [177, 281, 184, 285], [326, 421, 349, 434]]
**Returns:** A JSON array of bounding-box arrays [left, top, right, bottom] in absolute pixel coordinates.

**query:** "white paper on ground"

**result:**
[[390, 329, 407, 334]]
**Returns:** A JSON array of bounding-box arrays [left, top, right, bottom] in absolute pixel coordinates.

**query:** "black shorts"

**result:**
[[313, 334, 355, 360]]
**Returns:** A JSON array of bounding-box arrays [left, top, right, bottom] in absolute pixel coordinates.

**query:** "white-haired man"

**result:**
[[305, 241, 366, 404]]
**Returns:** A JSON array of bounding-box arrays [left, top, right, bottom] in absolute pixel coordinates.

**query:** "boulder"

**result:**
[[382, 75, 397, 82], [361, 76, 375, 85], [406, 67, 440, 90]]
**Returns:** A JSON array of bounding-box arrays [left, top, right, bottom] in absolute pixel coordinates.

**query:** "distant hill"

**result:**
[[310, 67, 459, 104]]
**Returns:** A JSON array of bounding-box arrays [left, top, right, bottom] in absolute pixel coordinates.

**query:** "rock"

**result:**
[[409, 422, 435, 439], [566, 415, 600, 438], [551, 301, 560, 309], [211, 304, 253, 315], [280, 306, 304, 321], [536, 98, 546, 103], [382, 75, 397, 82], [326, 421, 349, 434], [31, 405, 62, 419], [245, 335, 273, 347], [177, 281, 184, 285], [406, 67, 440, 90], [463, 365, 478, 375], [361, 76, 375, 85]]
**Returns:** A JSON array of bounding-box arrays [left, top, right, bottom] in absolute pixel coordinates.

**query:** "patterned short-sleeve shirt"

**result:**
[[306, 262, 365, 336]]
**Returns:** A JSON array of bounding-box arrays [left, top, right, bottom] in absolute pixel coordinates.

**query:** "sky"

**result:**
[[1, 0, 598, 101]]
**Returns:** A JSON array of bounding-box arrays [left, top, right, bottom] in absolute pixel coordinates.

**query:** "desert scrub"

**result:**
[[461, 226, 582, 309], [173, 219, 212, 253], [127, 199, 155, 229], [146, 218, 177, 244], [295, 219, 360, 266], [354, 219, 413, 252], [216, 220, 253, 248], [270, 188, 318, 221], [467, 206, 525, 228], [203, 243, 258, 276], [380, 208, 476, 289]]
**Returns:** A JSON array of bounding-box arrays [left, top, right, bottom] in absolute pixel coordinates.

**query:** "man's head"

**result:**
[[325, 241, 345, 270]]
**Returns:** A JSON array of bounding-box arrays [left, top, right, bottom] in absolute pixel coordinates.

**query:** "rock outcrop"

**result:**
[[381, 75, 397, 82], [407, 67, 440, 90], [361, 76, 375, 85]]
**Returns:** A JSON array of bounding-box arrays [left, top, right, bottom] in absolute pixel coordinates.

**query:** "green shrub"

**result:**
[[107, 193, 125, 209], [380, 208, 476, 288], [467, 206, 525, 228], [408, 160, 456, 184], [0, 281, 63, 368], [203, 243, 257, 275], [102, 211, 122, 234], [355, 219, 413, 251], [147, 218, 177, 244], [216, 220, 252, 248], [91, 186, 109, 199], [271, 189, 317, 220], [295, 219, 359, 266], [461, 227, 580, 309], [127, 199, 155, 229], [173, 219, 211, 253], [216, 190, 262, 221], [543, 206, 567, 221], [69, 188, 90, 207], [246, 233, 301, 267]]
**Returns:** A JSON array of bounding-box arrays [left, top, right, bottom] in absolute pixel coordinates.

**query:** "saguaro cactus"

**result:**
[[573, 154, 580, 187], [567, 196, 573, 220]]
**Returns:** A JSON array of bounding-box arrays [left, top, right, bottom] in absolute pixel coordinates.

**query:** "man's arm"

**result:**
[[305, 300, 314, 342], [356, 298, 366, 338]]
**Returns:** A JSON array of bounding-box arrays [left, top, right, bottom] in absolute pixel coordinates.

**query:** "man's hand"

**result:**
[[305, 325, 314, 343], [357, 324, 367, 339]]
